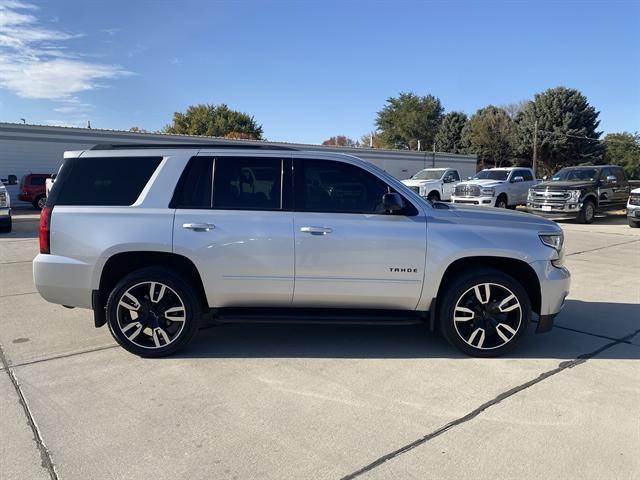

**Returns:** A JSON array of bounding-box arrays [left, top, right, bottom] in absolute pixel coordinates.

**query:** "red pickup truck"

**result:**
[[18, 173, 50, 209]]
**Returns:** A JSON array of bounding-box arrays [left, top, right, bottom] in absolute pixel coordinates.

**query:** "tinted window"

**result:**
[[613, 168, 627, 183], [295, 159, 417, 215], [450, 170, 461, 181], [30, 176, 46, 186], [213, 157, 282, 210], [171, 157, 213, 208], [48, 157, 162, 206], [474, 170, 509, 181]]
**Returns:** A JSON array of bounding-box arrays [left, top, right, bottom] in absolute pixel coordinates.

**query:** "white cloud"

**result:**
[[0, 1, 130, 101]]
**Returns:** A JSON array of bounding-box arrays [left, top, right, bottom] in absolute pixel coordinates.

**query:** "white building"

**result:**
[[0, 123, 477, 204]]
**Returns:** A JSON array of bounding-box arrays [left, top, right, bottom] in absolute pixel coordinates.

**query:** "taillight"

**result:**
[[39, 207, 52, 254]]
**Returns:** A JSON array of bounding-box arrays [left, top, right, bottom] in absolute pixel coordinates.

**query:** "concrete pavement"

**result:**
[[0, 211, 638, 480]]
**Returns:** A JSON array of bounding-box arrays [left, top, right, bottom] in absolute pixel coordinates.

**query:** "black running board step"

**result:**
[[212, 307, 426, 326]]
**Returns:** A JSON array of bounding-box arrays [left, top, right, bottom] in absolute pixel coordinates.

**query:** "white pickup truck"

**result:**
[[401, 168, 460, 201], [451, 167, 538, 208]]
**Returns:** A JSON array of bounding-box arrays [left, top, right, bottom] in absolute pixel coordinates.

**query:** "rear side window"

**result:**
[[48, 156, 162, 206], [213, 157, 282, 210], [30, 176, 47, 186]]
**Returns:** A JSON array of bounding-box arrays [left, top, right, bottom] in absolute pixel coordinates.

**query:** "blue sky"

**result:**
[[0, 0, 638, 144]]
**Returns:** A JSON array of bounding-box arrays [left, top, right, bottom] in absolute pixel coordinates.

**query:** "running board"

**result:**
[[211, 307, 427, 326]]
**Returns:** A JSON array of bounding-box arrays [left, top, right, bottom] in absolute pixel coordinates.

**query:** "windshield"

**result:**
[[551, 168, 598, 182], [412, 169, 444, 180], [473, 170, 509, 181]]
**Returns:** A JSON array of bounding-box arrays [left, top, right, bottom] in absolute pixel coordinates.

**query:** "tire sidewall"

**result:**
[[495, 196, 508, 208], [439, 270, 531, 357], [580, 200, 595, 224], [105, 268, 202, 357]]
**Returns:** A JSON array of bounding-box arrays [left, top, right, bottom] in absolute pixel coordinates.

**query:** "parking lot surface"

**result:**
[[1, 210, 638, 480]]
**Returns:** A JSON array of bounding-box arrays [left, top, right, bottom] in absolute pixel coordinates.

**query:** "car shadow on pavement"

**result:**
[[0, 215, 39, 240], [177, 300, 640, 360]]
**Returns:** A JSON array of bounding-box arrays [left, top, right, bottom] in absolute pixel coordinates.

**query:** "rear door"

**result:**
[[172, 154, 294, 307], [598, 168, 616, 207], [611, 167, 630, 204], [291, 157, 427, 310]]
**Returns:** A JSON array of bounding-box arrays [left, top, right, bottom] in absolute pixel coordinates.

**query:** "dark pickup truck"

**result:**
[[527, 165, 630, 223]]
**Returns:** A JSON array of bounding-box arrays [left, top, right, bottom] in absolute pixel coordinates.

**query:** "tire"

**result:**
[[577, 199, 595, 224], [427, 191, 440, 202], [0, 218, 11, 233], [495, 195, 508, 209], [629, 219, 640, 228], [105, 267, 203, 357], [438, 268, 531, 357], [33, 195, 46, 210]]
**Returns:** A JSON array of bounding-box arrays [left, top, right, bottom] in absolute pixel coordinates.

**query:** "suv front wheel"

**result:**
[[438, 269, 531, 357], [105, 267, 202, 357]]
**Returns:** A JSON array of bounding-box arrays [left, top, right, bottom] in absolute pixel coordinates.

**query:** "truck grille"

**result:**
[[454, 184, 480, 197], [529, 190, 571, 204]]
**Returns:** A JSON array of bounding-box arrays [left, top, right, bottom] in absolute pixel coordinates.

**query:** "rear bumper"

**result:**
[[33, 253, 94, 308]]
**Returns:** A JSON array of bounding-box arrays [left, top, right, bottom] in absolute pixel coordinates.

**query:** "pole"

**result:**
[[532, 120, 538, 177], [432, 142, 436, 168], [417, 139, 421, 151]]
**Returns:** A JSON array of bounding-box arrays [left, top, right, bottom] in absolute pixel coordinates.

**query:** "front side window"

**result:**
[[449, 170, 461, 181], [213, 157, 282, 210], [295, 159, 417, 215], [519, 170, 534, 181]]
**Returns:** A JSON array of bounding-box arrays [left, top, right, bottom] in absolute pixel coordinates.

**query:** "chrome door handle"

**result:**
[[183, 222, 215, 232], [300, 226, 332, 235]]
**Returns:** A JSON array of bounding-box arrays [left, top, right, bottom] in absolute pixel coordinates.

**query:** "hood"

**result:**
[[456, 179, 505, 188], [447, 203, 561, 232], [630, 187, 640, 195], [534, 180, 594, 190], [402, 179, 440, 187]]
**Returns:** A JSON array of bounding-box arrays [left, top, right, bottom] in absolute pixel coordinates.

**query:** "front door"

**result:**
[[172, 155, 294, 307], [292, 157, 427, 310]]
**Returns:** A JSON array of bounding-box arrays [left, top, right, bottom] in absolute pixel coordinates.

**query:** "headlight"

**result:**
[[539, 232, 564, 251], [567, 190, 581, 202], [0, 191, 7, 208], [527, 189, 535, 201], [480, 187, 495, 196]]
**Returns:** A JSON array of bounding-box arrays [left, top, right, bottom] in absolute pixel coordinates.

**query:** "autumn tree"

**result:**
[[322, 135, 357, 147]]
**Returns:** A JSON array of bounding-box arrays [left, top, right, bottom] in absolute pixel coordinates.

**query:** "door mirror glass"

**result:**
[[512, 176, 524, 183], [382, 192, 404, 211]]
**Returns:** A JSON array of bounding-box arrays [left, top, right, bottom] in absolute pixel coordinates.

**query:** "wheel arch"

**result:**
[[436, 256, 541, 315], [582, 192, 598, 207], [98, 251, 208, 312]]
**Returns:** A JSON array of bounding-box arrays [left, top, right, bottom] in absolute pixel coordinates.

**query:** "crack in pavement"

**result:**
[[565, 238, 640, 257], [10, 344, 119, 369], [0, 342, 59, 480], [340, 327, 640, 480]]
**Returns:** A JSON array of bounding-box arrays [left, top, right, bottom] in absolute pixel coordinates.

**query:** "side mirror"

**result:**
[[7, 174, 17, 186], [467, 176, 473, 180], [512, 176, 524, 183], [542, 176, 548, 181], [605, 175, 617, 184], [382, 192, 404, 212]]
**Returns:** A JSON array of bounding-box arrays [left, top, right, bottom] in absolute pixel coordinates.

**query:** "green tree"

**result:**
[[375, 92, 444, 151], [165, 103, 263, 139], [463, 106, 514, 168], [434, 111, 468, 153], [514, 87, 604, 176], [604, 132, 640, 179], [322, 135, 357, 147]]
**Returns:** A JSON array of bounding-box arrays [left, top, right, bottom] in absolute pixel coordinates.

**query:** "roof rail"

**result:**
[[89, 143, 297, 151]]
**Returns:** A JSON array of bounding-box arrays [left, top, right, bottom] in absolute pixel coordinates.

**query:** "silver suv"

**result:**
[[33, 144, 570, 357]]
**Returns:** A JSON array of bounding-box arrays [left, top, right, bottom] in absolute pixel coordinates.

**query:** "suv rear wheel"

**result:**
[[105, 267, 202, 357], [438, 269, 531, 357]]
